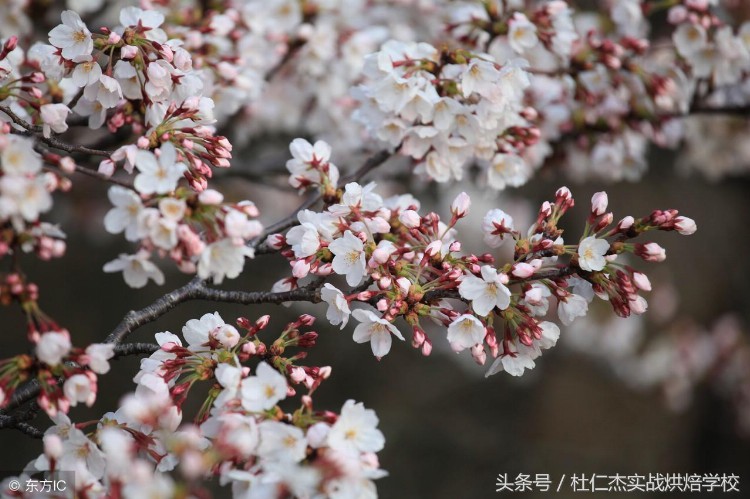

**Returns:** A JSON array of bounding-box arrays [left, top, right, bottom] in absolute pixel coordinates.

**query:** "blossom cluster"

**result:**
[[353, 40, 537, 188], [102, 181, 260, 286], [6, 312, 386, 498], [0, 327, 114, 417], [269, 139, 696, 377]]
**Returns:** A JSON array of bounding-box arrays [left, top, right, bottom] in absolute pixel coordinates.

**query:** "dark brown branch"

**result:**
[[0, 401, 42, 438], [0, 105, 112, 157], [113, 342, 160, 358], [2, 277, 327, 417]]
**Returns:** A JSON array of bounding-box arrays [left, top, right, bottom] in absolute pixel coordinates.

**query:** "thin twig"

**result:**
[[0, 105, 112, 157]]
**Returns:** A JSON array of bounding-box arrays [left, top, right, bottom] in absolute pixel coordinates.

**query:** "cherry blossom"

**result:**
[[458, 266, 512, 317], [351, 309, 405, 358], [47, 10, 92, 60]]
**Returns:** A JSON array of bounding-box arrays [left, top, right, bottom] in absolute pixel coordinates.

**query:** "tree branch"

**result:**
[[113, 342, 160, 358]]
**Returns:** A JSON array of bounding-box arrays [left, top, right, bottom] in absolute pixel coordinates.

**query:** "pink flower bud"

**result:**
[[198, 189, 224, 205], [290, 367, 306, 383], [632, 272, 652, 291], [59, 157, 76, 174], [674, 216, 697, 235], [425, 240, 442, 257], [98, 159, 115, 177], [266, 233, 285, 250], [629, 296, 648, 315], [617, 216, 635, 231], [591, 191, 608, 216], [396, 277, 411, 294], [421, 337, 433, 356], [120, 45, 138, 59], [316, 263, 333, 276], [4, 36, 18, 52], [399, 210, 421, 228], [108, 32, 122, 44], [636, 242, 666, 262], [292, 259, 310, 278], [511, 262, 535, 279], [450, 192, 471, 218], [256, 315, 271, 328], [555, 186, 572, 203], [137, 136, 150, 149], [378, 276, 392, 290], [471, 344, 487, 365]]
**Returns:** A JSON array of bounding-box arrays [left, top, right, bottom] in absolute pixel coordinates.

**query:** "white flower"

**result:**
[[149, 217, 178, 250], [241, 362, 288, 412], [85, 343, 114, 374], [537, 321, 560, 349], [328, 400, 385, 454], [144, 60, 174, 102], [119, 7, 167, 42], [521, 283, 552, 316], [579, 64, 610, 94], [113, 60, 142, 100], [482, 209, 514, 248], [71, 58, 102, 88], [103, 252, 165, 288], [286, 221, 321, 258], [674, 23, 707, 58], [182, 311, 226, 348], [212, 363, 243, 407], [351, 309, 405, 358], [577, 236, 610, 272], [202, 412, 259, 457], [446, 314, 486, 351], [134, 143, 187, 195], [59, 429, 106, 479], [508, 13, 538, 53], [39, 103, 70, 137], [197, 238, 254, 284], [0, 175, 53, 222], [1, 135, 42, 175], [257, 420, 307, 463], [63, 373, 95, 407], [321, 284, 351, 329], [35, 331, 71, 366], [328, 230, 367, 286], [458, 266, 511, 317], [48, 10, 92, 61], [487, 153, 529, 190], [461, 59, 500, 98], [103, 186, 144, 241], [286, 138, 338, 189], [83, 75, 122, 109], [158, 197, 186, 221], [557, 292, 589, 325], [224, 209, 262, 243], [485, 347, 536, 377], [213, 324, 240, 348]]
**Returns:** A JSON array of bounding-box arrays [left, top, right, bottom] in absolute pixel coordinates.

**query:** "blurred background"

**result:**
[[1, 138, 749, 498]]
